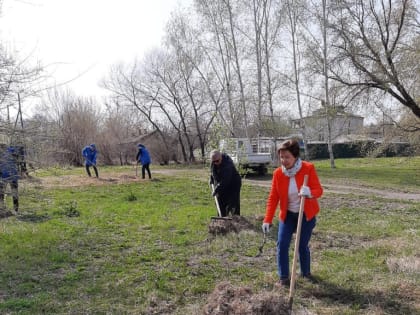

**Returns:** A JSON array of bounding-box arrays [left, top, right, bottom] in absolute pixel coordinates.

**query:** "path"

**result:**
[[36, 168, 419, 202], [245, 178, 420, 201]]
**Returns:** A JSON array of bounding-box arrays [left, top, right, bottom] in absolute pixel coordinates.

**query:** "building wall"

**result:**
[[304, 114, 364, 142]]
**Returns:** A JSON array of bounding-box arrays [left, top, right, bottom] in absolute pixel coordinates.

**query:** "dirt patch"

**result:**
[[202, 281, 290, 315], [318, 194, 413, 213], [311, 231, 372, 251], [144, 293, 176, 315], [208, 216, 256, 235], [38, 173, 144, 188]]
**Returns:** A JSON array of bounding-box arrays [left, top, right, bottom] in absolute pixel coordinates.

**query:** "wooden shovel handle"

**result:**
[[211, 183, 223, 217], [288, 175, 309, 305]]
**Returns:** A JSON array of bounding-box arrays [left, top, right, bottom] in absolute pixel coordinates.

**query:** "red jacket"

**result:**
[[264, 161, 323, 223]]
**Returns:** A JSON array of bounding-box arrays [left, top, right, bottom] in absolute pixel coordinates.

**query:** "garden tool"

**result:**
[[135, 162, 138, 177], [255, 230, 267, 257], [288, 175, 308, 312], [210, 183, 231, 221]]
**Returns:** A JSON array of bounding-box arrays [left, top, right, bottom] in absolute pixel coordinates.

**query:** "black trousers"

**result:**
[[142, 163, 151, 179], [217, 186, 241, 217], [0, 180, 18, 211], [86, 165, 99, 177]]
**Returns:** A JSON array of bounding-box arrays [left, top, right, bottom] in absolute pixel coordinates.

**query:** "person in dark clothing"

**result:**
[[10, 145, 28, 176], [82, 143, 99, 178], [209, 150, 242, 217], [136, 144, 152, 179], [0, 146, 19, 213]]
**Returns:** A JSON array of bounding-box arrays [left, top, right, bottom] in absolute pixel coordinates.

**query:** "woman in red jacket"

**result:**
[[262, 139, 323, 286]]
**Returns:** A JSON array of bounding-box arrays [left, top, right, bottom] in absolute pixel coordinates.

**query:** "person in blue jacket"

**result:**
[[82, 143, 98, 178], [136, 144, 152, 179], [0, 145, 19, 212]]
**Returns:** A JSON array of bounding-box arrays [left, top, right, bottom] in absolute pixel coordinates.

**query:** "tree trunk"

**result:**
[[322, 0, 335, 168]]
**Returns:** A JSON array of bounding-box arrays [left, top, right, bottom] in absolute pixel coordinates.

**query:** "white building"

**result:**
[[291, 107, 364, 142]]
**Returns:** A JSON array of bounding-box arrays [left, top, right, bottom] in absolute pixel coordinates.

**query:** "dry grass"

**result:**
[[387, 256, 420, 273], [202, 281, 292, 315]]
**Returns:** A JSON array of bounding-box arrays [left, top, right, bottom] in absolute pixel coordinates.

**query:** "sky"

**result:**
[[0, 0, 191, 98]]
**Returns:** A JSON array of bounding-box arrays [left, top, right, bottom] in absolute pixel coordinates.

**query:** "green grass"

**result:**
[[0, 157, 419, 314], [314, 156, 420, 190]]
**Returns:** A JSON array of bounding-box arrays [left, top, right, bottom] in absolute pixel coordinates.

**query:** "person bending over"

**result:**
[[209, 150, 242, 217], [82, 143, 99, 178], [136, 144, 152, 179]]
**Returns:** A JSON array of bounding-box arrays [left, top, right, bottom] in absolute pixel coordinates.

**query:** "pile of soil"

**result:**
[[208, 215, 256, 235], [202, 281, 290, 315]]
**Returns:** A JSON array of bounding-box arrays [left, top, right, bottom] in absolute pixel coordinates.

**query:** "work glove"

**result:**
[[299, 185, 312, 198], [262, 223, 270, 233]]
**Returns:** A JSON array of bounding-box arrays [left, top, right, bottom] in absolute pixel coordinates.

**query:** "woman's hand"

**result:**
[[262, 223, 271, 233], [299, 185, 312, 198]]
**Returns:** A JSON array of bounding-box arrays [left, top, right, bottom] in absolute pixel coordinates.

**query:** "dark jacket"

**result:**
[[210, 153, 241, 195]]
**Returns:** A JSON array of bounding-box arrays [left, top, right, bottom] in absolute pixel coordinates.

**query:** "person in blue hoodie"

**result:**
[[82, 143, 98, 178], [136, 144, 152, 179], [0, 145, 19, 212]]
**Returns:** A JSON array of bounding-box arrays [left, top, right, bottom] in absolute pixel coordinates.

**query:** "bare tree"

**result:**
[[303, 0, 337, 167], [165, 12, 224, 160], [44, 88, 101, 165], [252, 0, 265, 131], [261, 0, 283, 127], [248, 0, 283, 135], [321, 0, 336, 168], [225, 0, 250, 137], [23, 112, 59, 168], [139, 50, 195, 163], [329, 0, 420, 122], [195, 0, 236, 136], [0, 45, 44, 143], [104, 50, 203, 163], [100, 100, 144, 165], [101, 60, 173, 162], [283, 0, 311, 158], [195, 0, 252, 137]]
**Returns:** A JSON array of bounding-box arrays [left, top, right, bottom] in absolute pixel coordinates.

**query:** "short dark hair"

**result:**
[[277, 139, 300, 158]]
